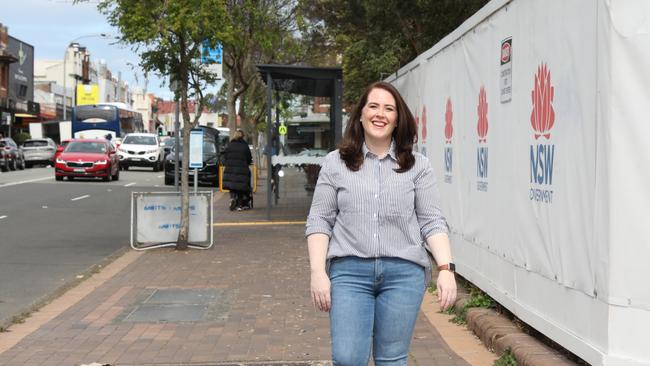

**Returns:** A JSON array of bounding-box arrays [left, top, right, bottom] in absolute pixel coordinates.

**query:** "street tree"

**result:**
[[221, 0, 303, 144], [86, 0, 230, 249], [204, 83, 228, 114], [298, 0, 488, 106]]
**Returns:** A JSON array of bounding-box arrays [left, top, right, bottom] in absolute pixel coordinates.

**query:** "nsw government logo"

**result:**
[[443, 98, 453, 183], [477, 86, 488, 192], [529, 63, 555, 203]]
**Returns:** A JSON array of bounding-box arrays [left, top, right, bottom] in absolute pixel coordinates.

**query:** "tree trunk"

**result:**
[[176, 58, 191, 250], [226, 69, 237, 139]]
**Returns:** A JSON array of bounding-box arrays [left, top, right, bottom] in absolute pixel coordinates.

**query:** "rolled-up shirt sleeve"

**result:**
[[414, 162, 449, 239], [305, 155, 338, 238]]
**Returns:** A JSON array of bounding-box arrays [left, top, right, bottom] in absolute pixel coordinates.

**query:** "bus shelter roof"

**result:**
[[256, 64, 342, 97]]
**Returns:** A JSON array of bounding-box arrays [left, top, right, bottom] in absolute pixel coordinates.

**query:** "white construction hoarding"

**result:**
[[387, 1, 650, 365]]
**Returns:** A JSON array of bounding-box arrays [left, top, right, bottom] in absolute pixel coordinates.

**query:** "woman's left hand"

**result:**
[[436, 270, 457, 311]]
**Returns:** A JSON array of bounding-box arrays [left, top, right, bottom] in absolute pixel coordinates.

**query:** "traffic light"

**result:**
[[158, 126, 164, 136]]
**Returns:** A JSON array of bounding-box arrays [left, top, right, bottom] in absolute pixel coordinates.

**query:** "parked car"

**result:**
[[161, 137, 176, 156], [22, 138, 57, 167], [117, 133, 164, 171], [0, 137, 26, 171], [54, 139, 119, 181], [53, 139, 71, 162], [163, 126, 222, 186], [216, 127, 230, 153]]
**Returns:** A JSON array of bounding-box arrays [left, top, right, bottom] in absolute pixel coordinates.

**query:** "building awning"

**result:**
[[14, 113, 39, 118], [0, 51, 18, 64]]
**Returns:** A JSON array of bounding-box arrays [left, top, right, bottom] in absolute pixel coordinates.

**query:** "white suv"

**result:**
[[118, 133, 164, 171]]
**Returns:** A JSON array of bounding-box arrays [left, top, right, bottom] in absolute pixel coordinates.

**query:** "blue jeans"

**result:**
[[329, 256, 426, 366]]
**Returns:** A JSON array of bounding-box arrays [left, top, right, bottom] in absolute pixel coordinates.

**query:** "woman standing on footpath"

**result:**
[[306, 82, 457, 366], [222, 129, 252, 211]]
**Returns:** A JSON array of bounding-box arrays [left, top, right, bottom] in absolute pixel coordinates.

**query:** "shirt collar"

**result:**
[[362, 140, 397, 161]]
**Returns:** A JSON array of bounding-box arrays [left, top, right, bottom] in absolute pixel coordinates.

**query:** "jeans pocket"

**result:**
[[327, 257, 343, 278], [326, 258, 333, 276]]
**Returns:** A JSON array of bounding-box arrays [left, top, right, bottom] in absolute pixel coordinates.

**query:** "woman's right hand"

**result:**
[[310, 270, 331, 312]]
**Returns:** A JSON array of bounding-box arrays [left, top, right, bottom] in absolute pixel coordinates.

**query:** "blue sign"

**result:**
[[201, 41, 223, 64]]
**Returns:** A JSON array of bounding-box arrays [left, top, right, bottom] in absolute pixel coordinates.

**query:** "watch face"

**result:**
[[449, 263, 456, 271]]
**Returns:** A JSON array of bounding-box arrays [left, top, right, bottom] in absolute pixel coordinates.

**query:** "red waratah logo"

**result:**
[[477, 86, 488, 142], [444, 98, 453, 143], [531, 63, 555, 139], [501, 42, 511, 63], [421, 105, 428, 141]]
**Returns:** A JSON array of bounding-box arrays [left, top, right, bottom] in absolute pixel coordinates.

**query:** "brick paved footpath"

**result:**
[[0, 170, 490, 366]]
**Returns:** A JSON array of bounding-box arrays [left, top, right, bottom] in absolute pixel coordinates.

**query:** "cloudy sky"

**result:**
[[4, 0, 176, 100]]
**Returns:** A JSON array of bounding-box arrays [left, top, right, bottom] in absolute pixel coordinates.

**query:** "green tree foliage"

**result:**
[[85, 0, 229, 249], [221, 0, 304, 143], [204, 84, 228, 114], [299, 0, 488, 106]]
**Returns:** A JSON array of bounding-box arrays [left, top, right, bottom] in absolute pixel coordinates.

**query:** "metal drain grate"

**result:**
[[119, 288, 236, 323]]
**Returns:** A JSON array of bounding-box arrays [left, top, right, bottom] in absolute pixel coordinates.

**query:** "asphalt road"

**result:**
[[0, 165, 205, 328]]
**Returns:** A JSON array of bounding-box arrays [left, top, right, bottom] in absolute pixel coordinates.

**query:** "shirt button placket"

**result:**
[[374, 159, 381, 255]]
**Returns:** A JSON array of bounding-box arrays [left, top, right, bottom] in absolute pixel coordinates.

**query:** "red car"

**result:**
[[55, 139, 120, 181], [53, 139, 71, 162]]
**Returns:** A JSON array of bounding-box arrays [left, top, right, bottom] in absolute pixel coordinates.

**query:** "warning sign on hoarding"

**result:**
[[500, 37, 512, 103]]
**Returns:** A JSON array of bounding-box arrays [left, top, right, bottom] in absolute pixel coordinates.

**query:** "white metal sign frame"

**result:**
[[130, 191, 213, 250]]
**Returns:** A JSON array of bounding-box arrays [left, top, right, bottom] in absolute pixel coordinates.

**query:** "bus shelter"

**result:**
[[256, 64, 343, 220]]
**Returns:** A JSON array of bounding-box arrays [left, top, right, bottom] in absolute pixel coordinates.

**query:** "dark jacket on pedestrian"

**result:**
[[222, 138, 252, 192]]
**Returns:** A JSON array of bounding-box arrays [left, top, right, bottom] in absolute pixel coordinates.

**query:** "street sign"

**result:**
[[278, 124, 287, 136], [189, 129, 204, 169], [201, 40, 223, 79]]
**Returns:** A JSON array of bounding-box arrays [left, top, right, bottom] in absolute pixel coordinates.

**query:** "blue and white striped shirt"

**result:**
[[306, 142, 448, 273]]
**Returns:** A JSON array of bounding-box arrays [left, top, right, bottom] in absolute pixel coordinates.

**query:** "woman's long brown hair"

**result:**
[[339, 82, 417, 172]]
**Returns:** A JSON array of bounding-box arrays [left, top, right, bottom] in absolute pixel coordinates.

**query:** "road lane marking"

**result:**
[[0, 215, 7, 220], [157, 175, 163, 178], [0, 176, 51, 188], [213, 221, 306, 227], [124, 182, 136, 187], [71, 195, 90, 201]]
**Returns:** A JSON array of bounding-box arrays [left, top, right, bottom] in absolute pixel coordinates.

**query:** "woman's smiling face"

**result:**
[[361, 87, 398, 144]]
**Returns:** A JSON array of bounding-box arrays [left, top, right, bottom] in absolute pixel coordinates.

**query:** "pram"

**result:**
[[229, 189, 253, 211], [238, 190, 254, 210]]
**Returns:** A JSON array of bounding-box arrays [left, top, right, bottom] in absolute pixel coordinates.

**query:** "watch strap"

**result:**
[[437, 263, 455, 272]]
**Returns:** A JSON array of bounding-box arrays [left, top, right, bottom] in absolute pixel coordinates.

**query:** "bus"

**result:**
[[71, 102, 144, 140]]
